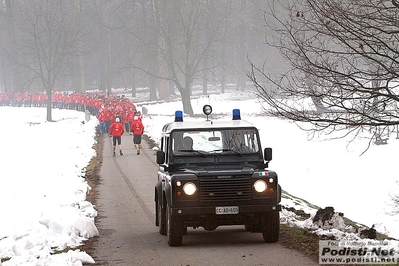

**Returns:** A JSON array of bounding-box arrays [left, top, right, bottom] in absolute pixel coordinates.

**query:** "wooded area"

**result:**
[[0, 0, 272, 115], [249, 0, 399, 142], [3, 0, 399, 139]]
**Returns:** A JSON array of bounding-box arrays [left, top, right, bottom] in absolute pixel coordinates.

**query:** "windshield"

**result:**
[[171, 128, 260, 155]]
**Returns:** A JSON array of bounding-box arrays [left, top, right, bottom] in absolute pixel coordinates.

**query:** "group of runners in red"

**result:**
[[0, 90, 145, 156], [108, 110, 144, 156]]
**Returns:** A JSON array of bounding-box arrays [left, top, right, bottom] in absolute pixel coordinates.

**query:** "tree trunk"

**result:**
[[179, 86, 193, 115], [202, 59, 208, 95], [46, 88, 53, 122], [131, 69, 136, 98], [169, 75, 175, 96], [158, 78, 169, 100], [221, 71, 225, 94], [202, 76, 208, 95], [73, 0, 85, 93], [149, 74, 158, 101], [237, 0, 247, 91], [4, 0, 21, 92]]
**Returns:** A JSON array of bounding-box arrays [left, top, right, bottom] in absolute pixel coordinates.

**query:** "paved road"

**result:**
[[88, 134, 318, 266]]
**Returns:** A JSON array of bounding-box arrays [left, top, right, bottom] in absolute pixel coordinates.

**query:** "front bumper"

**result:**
[[170, 204, 281, 216]]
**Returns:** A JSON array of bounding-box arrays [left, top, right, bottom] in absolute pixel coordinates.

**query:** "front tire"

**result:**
[[156, 197, 166, 235], [262, 212, 280, 243], [166, 203, 183, 246]]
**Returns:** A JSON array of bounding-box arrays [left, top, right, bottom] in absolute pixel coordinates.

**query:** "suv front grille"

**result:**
[[199, 176, 252, 205]]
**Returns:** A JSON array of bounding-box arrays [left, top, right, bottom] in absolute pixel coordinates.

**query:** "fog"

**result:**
[[0, 0, 289, 102]]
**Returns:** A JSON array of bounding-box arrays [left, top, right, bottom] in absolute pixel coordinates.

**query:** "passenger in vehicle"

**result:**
[[230, 134, 254, 153]]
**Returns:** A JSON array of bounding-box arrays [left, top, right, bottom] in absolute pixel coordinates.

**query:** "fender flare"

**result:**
[[165, 183, 173, 207], [155, 181, 163, 204], [155, 180, 172, 207], [277, 184, 282, 204]]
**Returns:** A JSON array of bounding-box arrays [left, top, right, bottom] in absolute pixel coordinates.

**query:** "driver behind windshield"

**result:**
[[229, 133, 255, 153]]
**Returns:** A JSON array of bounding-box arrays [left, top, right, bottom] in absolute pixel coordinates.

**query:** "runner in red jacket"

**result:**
[[130, 116, 144, 155], [109, 117, 125, 156]]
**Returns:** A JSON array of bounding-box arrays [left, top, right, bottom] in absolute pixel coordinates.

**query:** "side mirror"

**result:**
[[156, 150, 165, 164], [264, 148, 272, 161]]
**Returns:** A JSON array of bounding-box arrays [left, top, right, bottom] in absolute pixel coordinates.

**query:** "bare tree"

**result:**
[[1, 0, 284, 111], [71, 0, 85, 93], [163, 1, 233, 114], [128, 0, 231, 114], [249, 0, 399, 141], [17, 0, 84, 121], [391, 194, 399, 215], [0, 0, 24, 93]]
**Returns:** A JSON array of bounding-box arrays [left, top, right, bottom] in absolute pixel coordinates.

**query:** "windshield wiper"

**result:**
[[177, 149, 207, 157], [213, 149, 242, 155]]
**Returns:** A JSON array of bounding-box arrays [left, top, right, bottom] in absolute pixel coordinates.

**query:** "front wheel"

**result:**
[[166, 203, 183, 246], [262, 212, 280, 243], [156, 197, 166, 235]]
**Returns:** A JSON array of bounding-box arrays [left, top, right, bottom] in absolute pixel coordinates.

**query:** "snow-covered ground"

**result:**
[[1, 89, 399, 265], [0, 107, 99, 266]]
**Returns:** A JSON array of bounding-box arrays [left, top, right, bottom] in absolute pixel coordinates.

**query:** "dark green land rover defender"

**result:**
[[155, 105, 281, 246]]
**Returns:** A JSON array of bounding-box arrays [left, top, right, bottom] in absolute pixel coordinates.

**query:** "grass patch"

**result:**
[[0, 237, 11, 263], [51, 247, 74, 255], [78, 126, 103, 257], [279, 224, 320, 263], [1, 257, 11, 263], [282, 189, 320, 210]]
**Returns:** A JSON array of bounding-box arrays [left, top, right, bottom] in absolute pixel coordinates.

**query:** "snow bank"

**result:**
[[0, 107, 98, 266]]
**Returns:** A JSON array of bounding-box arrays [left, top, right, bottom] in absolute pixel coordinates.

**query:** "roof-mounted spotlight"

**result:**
[[175, 110, 183, 122], [232, 109, 241, 120], [203, 105, 212, 121]]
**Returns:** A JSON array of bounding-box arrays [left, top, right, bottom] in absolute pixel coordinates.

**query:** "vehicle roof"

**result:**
[[161, 119, 257, 134]]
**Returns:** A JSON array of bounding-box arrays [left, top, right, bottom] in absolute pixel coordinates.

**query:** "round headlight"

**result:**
[[254, 180, 267, 193], [183, 182, 197, 196], [203, 105, 212, 116]]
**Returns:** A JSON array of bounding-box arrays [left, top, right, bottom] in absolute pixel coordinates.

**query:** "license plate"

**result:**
[[215, 206, 239, 215]]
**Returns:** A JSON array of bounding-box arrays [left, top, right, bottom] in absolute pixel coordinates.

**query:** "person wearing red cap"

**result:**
[[109, 117, 125, 156]]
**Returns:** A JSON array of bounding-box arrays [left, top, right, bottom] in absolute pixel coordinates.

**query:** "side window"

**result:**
[[172, 132, 184, 152], [160, 137, 164, 151], [159, 136, 170, 165], [164, 136, 170, 164]]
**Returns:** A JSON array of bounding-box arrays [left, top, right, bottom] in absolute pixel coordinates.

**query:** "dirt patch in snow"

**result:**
[[80, 127, 103, 257]]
